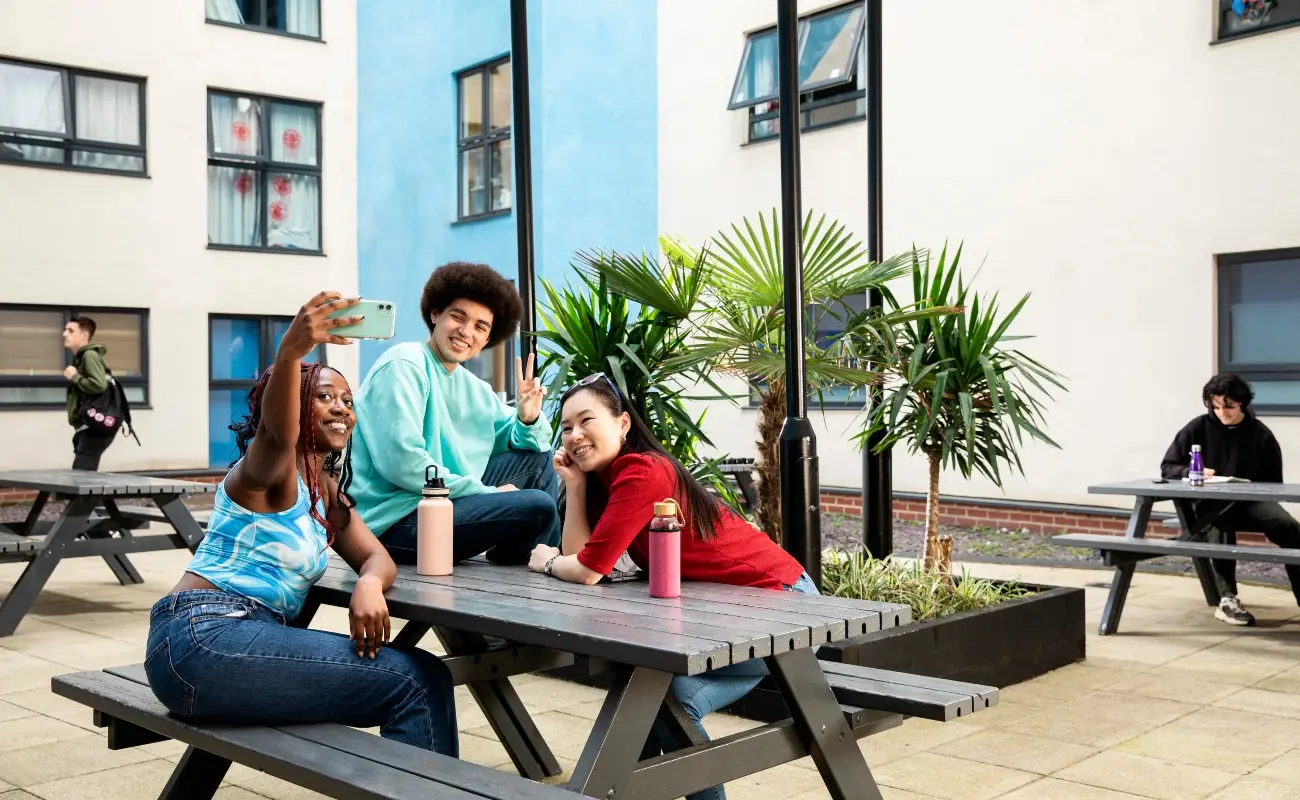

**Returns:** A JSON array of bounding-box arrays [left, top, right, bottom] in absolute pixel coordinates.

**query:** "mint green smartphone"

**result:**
[[327, 300, 396, 339]]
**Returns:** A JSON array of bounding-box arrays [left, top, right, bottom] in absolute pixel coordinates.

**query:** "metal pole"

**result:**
[[509, 0, 537, 362], [776, 0, 821, 585], [861, 0, 892, 558]]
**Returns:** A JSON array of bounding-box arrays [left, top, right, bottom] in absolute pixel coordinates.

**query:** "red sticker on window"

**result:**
[[232, 121, 251, 141], [270, 201, 289, 222], [282, 129, 301, 150], [233, 172, 253, 194], [273, 176, 293, 196]]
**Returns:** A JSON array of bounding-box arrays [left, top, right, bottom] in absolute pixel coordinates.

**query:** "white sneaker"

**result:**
[[1215, 596, 1256, 627]]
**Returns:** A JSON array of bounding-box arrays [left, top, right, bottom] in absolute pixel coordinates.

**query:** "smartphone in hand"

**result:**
[[328, 300, 396, 339]]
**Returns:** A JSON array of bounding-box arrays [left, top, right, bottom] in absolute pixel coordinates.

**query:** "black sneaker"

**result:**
[[1215, 596, 1256, 626]]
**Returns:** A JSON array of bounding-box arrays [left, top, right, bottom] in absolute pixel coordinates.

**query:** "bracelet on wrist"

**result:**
[[544, 554, 561, 575]]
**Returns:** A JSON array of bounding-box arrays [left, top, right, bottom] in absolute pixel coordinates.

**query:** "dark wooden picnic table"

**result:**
[[0, 470, 213, 636], [1057, 480, 1300, 634], [301, 558, 911, 800]]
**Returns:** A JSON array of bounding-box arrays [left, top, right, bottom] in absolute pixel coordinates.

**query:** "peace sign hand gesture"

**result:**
[[516, 354, 546, 424]]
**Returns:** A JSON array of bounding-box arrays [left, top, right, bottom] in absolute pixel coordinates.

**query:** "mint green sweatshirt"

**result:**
[[348, 341, 552, 536]]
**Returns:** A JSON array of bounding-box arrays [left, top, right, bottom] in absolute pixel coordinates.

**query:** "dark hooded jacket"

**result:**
[[1160, 410, 1283, 482]]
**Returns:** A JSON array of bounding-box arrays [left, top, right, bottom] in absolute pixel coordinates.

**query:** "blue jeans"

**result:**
[[144, 590, 458, 755], [645, 572, 821, 800], [383, 448, 561, 566]]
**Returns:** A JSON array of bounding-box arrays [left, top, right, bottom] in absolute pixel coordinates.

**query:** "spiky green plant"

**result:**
[[856, 244, 1064, 572]]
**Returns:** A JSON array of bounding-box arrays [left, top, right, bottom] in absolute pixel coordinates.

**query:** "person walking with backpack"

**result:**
[[62, 316, 115, 470]]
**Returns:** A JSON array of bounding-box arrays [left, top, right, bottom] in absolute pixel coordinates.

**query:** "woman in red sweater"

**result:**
[[527, 374, 816, 800]]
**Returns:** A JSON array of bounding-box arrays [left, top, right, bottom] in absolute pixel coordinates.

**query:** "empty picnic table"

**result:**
[[1053, 479, 1300, 634], [0, 470, 212, 636], [299, 558, 914, 800]]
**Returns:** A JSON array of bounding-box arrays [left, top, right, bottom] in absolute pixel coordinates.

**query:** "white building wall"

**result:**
[[658, 0, 1300, 508], [0, 0, 359, 472]]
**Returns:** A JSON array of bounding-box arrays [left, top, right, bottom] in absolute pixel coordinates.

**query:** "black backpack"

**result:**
[[76, 368, 141, 445]]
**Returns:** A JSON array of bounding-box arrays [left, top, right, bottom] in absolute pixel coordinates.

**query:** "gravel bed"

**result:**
[[820, 513, 1292, 588]]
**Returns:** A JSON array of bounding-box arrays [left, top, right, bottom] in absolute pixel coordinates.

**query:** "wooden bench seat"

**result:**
[[52, 667, 575, 800], [821, 662, 998, 722], [1052, 533, 1300, 567], [727, 661, 997, 725]]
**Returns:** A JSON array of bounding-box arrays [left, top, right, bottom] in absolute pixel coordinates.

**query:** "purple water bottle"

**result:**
[[1189, 444, 1205, 487]]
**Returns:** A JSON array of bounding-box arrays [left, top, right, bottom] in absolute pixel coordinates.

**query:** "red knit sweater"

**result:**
[[573, 453, 806, 590]]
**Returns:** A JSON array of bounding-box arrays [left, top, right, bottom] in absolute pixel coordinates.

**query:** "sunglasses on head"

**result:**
[[571, 372, 621, 398]]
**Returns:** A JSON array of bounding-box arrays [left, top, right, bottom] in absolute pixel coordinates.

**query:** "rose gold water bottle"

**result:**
[[417, 465, 453, 576]]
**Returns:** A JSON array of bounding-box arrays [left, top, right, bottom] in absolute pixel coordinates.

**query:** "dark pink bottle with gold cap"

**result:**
[[649, 499, 681, 598]]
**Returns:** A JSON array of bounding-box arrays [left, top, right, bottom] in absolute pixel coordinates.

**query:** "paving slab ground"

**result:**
[[0, 548, 1296, 800]]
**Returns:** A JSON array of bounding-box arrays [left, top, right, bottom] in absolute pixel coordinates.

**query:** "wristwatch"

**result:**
[[543, 554, 561, 575]]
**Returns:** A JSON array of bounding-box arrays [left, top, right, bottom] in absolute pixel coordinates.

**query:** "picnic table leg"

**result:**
[[84, 499, 143, 586], [20, 491, 49, 536], [1173, 500, 1224, 606], [569, 665, 673, 799], [392, 621, 431, 648], [289, 595, 322, 629], [0, 496, 99, 637], [153, 495, 205, 552], [1098, 497, 1154, 636], [435, 627, 562, 780], [158, 746, 230, 800], [766, 648, 883, 800]]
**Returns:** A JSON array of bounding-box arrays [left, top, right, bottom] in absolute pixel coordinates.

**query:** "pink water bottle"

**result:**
[[649, 499, 681, 598], [417, 465, 453, 576]]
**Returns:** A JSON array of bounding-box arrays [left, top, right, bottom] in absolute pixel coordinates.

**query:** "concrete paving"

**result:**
[[0, 550, 1296, 800]]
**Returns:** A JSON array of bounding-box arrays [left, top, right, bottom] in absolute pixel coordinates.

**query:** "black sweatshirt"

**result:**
[[1160, 411, 1284, 482]]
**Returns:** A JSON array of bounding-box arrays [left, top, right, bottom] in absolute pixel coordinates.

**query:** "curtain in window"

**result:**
[[269, 103, 317, 166], [0, 62, 66, 163], [287, 0, 321, 37], [734, 33, 777, 107], [73, 76, 142, 171], [206, 0, 245, 23], [209, 95, 261, 246], [267, 172, 320, 250]]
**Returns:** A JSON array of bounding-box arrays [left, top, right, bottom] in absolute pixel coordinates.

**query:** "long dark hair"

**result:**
[[229, 362, 355, 545], [560, 380, 723, 540]]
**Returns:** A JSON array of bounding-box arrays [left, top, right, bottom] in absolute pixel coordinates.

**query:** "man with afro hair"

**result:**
[[349, 261, 560, 565]]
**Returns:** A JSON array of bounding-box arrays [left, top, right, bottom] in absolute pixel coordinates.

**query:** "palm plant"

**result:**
[[857, 244, 1064, 574], [534, 269, 741, 508], [580, 209, 945, 544]]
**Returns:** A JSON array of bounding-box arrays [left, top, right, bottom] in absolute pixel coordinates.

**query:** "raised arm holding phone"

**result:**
[[143, 291, 458, 756]]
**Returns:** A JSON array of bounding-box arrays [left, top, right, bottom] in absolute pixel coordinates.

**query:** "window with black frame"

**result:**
[[208, 315, 325, 466], [0, 57, 146, 174], [0, 305, 148, 408], [1217, 249, 1300, 411], [456, 57, 512, 220], [1217, 0, 1300, 41], [205, 0, 321, 39], [727, 3, 866, 144], [747, 292, 868, 409], [207, 90, 322, 253]]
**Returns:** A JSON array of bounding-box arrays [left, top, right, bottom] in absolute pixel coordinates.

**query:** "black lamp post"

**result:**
[[509, 0, 537, 363], [775, 0, 822, 584], [861, 0, 893, 558]]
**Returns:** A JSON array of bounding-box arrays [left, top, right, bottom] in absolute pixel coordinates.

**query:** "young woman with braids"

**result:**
[[145, 292, 457, 755], [527, 374, 814, 800]]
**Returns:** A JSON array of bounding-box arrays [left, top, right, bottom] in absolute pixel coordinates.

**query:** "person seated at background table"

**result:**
[[145, 292, 457, 756], [528, 373, 814, 800], [349, 261, 559, 566], [1160, 372, 1300, 626]]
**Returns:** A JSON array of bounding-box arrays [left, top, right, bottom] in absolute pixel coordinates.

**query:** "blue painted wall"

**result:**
[[357, 0, 658, 374]]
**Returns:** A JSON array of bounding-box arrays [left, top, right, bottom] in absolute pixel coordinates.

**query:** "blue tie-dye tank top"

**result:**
[[185, 468, 330, 619]]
